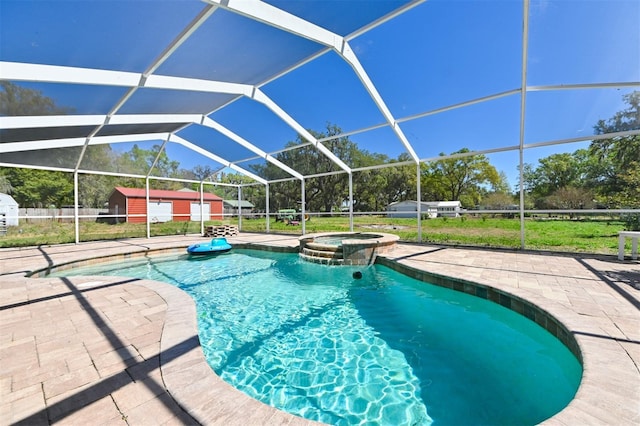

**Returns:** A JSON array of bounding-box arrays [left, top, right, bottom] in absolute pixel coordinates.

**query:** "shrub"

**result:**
[[621, 213, 640, 231]]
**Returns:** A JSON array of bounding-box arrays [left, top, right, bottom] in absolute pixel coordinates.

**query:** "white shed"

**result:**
[[428, 201, 462, 217], [0, 193, 19, 226], [387, 200, 461, 218]]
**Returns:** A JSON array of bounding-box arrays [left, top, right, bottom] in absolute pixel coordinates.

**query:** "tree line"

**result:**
[[520, 91, 639, 212], [1, 82, 638, 215]]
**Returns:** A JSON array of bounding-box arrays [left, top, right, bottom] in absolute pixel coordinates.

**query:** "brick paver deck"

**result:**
[[1, 233, 638, 425]]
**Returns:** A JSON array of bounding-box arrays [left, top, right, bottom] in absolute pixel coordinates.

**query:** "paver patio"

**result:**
[[1, 233, 638, 425]]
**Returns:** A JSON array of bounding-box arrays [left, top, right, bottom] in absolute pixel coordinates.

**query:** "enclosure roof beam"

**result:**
[[201, 117, 304, 180], [346, 0, 426, 41], [0, 61, 350, 173], [336, 43, 419, 163], [169, 134, 267, 185], [0, 110, 322, 181], [0, 133, 171, 154], [205, 0, 340, 48], [0, 113, 204, 129], [251, 89, 352, 173], [147, 139, 170, 179], [523, 129, 640, 150], [527, 81, 640, 92], [0, 61, 254, 96], [143, 4, 219, 77], [99, 4, 220, 116], [207, 0, 419, 164]]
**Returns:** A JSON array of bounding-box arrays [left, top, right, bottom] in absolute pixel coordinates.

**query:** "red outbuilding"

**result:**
[[108, 187, 223, 223]]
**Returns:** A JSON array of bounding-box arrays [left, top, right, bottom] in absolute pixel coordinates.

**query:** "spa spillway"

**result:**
[[299, 232, 399, 265]]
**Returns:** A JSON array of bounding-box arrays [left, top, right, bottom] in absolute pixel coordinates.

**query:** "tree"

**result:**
[[528, 153, 582, 202], [473, 172, 512, 212], [353, 156, 416, 212], [615, 161, 640, 206], [481, 192, 517, 210], [0, 174, 14, 194], [518, 92, 639, 211], [493, 171, 512, 194], [591, 91, 640, 170], [76, 145, 121, 208], [253, 124, 364, 212], [1, 82, 75, 207], [589, 91, 640, 206], [192, 165, 216, 181], [212, 172, 257, 202], [114, 144, 183, 190], [298, 124, 358, 212], [421, 148, 502, 208], [0, 81, 73, 115], [519, 149, 600, 208], [543, 186, 594, 218], [382, 154, 418, 203], [616, 161, 640, 230], [3, 168, 73, 207]]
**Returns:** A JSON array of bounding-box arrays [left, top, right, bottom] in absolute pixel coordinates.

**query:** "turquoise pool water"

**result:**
[[313, 234, 381, 246], [56, 249, 581, 425]]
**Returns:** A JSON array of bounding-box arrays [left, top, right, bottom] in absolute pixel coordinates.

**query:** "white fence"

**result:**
[[18, 208, 108, 223]]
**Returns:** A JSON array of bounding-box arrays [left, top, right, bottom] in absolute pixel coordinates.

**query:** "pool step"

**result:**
[[299, 253, 345, 265], [300, 246, 345, 265], [301, 247, 343, 258]]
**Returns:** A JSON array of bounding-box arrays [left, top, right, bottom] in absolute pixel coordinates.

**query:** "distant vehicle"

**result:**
[[275, 209, 299, 223], [275, 209, 309, 224]]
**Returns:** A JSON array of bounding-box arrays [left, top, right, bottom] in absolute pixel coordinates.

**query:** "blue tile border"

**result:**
[[375, 256, 583, 363]]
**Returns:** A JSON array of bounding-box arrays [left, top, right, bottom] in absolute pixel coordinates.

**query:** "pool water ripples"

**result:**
[[56, 249, 581, 425]]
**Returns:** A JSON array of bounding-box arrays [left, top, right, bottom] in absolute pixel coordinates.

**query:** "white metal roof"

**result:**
[[0, 192, 18, 206]]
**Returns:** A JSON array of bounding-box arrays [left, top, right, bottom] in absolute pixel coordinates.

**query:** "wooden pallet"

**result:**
[[204, 225, 238, 237]]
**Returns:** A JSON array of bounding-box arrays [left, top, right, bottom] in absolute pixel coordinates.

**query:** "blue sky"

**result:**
[[1, 0, 639, 190]]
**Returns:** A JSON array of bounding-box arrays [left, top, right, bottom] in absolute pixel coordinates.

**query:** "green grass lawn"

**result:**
[[242, 215, 626, 255], [0, 215, 629, 256]]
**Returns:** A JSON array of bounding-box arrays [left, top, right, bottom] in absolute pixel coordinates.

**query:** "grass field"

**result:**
[[1, 215, 630, 256]]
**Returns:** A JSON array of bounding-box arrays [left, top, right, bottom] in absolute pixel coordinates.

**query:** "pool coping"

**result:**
[[1, 233, 638, 425], [376, 257, 582, 362], [379, 243, 639, 426], [137, 277, 317, 425]]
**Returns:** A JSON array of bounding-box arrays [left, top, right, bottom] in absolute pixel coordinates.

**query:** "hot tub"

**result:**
[[299, 232, 399, 265]]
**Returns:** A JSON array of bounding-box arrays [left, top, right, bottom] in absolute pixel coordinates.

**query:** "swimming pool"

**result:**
[[55, 249, 581, 425]]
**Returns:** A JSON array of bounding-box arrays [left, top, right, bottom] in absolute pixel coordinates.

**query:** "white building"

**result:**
[[0, 193, 19, 227], [387, 200, 461, 218]]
